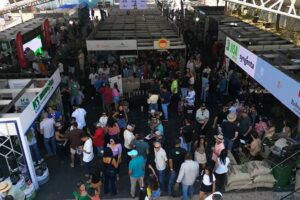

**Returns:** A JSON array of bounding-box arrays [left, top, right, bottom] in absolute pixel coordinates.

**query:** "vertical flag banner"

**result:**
[[43, 19, 51, 49], [16, 32, 27, 68]]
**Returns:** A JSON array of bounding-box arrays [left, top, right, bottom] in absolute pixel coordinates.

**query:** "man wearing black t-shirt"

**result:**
[[168, 139, 187, 196], [221, 113, 239, 151], [213, 105, 229, 132], [180, 118, 195, 153]]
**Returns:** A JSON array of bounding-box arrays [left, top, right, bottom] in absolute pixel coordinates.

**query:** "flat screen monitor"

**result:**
[[23, 35, 44, 56]]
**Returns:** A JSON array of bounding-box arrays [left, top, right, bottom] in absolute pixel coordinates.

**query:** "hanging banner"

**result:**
[[254, 58, 300, 117], [119, 0, 134, 9], [86, 40, 137, 51], [225, 37, 257, 78], [136, 0, 147, 9], [16, 32, 27, 68], [43, 19, 51, 49]]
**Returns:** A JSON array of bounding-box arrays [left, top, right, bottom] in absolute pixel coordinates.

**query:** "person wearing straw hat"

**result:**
[[212, 134, 225, 162], [0, 180, 25, 200], [220, 113, 239, 151], [0, 181, 11, 197]]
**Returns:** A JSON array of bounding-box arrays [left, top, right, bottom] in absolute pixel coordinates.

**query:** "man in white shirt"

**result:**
[[124, 124, 135, 164], [72, 105, 87, 129], [154, 142, 167, 191], [176, 153, 199, 200], [40, 112, 56, 156], [195, 103, 210, 136], [79, 133, 94, 177]]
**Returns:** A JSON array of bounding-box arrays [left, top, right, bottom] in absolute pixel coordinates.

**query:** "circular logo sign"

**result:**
[[158, 39, 169, 49]]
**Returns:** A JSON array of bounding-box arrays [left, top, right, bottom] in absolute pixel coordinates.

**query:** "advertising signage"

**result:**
[[254, 58, 300, 117], [225, 37, 258, 78]]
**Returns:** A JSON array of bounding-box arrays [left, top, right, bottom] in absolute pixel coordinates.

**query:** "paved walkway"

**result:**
[[110, 191, 295, 200]]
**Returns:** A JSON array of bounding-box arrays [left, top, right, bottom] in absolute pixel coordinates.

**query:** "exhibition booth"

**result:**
[[218, 17, 300, 192], [0, 69, 62, 198], [0, 17, 55, 73]]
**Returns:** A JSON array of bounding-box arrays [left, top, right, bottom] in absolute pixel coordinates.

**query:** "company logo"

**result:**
[[239, 55, 255, 69], [32, 78, 54, 113], [226, 38, 238, 61], [158, 39, 169, 49]]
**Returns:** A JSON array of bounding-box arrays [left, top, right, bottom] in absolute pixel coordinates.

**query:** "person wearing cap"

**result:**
[[124, 124, 135, 164], [154, 142, 167, 191], [168, 139, 186, 196], [47, 106, 63, 123], [128, 149, 145, 198], [176, 153, 199, 200], [91, 122, 105, 157], [71, 104, 87, 130], [212, 134, 225, 162], [40, 112, 56, 156], [195, 104, 210, 136], [220, 113, 239, 151]]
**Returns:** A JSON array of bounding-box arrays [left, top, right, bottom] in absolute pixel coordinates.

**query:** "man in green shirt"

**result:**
[[69, 78, 81, 105]]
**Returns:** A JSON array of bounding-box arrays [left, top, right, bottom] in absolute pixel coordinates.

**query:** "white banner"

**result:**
[[19, 69, 61, 133], [86, 40, 137, 51], [225, 37, 257, 78]]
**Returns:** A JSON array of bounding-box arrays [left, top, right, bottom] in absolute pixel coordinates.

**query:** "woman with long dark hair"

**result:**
[[199, 166, 216, 200], [214, 149, 230, 192], [103, 148, 118, 195], [106, 116, 120, 144]]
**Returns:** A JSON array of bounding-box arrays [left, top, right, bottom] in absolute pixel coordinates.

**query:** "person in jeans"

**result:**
[[154, 142, 167, 191], [168, 139, 186, 196], [103, 148, 118, 195], [27, 125, 44, 165], [214, 149, 230, 192], [128, 150, 145, 198], [220, 113, 239, 151], [79, 133, 94, 178], [176, 153, 199, 200], [160, 86, 171, 121], [40, 112, 56, 156]]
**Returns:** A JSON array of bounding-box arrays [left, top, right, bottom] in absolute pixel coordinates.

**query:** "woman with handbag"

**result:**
[[107, 138, 122, 180], [103, 148, 119, 195]]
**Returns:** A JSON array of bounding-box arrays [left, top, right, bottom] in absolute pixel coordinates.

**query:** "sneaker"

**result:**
[[70, 163, 74, 168]]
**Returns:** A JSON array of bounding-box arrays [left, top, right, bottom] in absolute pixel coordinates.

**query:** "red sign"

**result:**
[[158, 39, 169, 49], [16, 32, 27, 68]]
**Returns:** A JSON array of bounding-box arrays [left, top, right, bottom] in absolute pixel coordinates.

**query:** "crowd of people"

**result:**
[[15, 7, 296, 200]]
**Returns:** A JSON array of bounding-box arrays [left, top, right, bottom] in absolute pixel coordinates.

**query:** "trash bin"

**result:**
[[272, 164, 293, 187]]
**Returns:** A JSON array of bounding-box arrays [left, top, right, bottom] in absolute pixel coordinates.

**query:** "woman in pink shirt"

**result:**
[[212, 134, 225, 162], [112, 83, 121, 111]]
